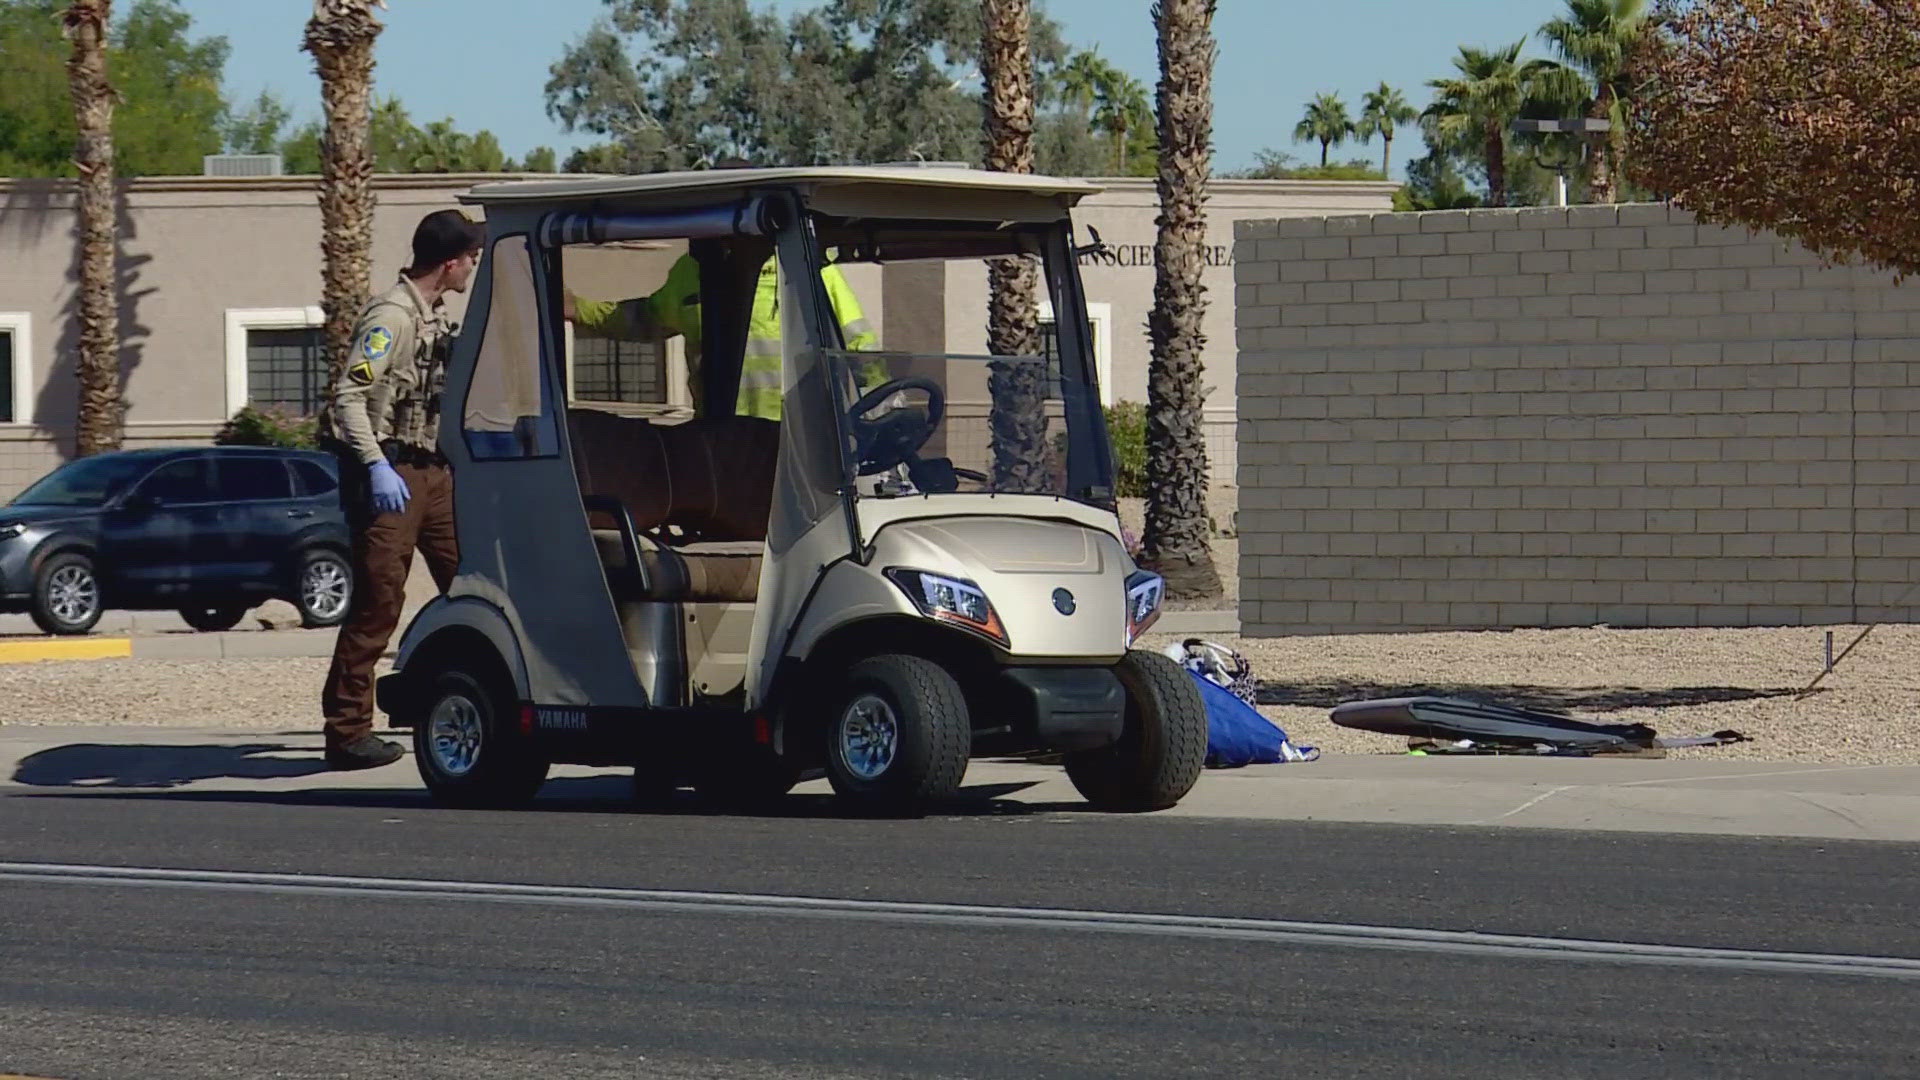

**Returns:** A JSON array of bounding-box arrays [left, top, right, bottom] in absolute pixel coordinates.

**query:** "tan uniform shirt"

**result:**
[[330, 274, 452, 465]]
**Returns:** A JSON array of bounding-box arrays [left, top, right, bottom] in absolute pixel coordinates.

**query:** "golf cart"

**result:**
[[376, 165, 1206, 815]]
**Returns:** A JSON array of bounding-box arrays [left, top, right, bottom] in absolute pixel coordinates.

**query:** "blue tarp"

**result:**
[[1190, 669, 1318, 767]]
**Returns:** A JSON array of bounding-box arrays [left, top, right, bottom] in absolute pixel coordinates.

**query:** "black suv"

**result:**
[[0, 447, 353, 635]]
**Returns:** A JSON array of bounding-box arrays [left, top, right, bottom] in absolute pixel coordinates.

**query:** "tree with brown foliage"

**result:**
[[1629, 0, 1920, 275], [65, 0, 121, 456], [303, 0, 386, 429], [981, 0, 1051, 493], [1143, 0, 1221, 599]]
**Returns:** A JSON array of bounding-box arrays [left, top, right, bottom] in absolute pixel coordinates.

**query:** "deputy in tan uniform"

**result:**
[[319, 209, 484, 770]]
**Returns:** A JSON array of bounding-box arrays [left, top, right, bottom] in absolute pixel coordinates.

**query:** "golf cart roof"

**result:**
[[460, 165, 1102, 223]]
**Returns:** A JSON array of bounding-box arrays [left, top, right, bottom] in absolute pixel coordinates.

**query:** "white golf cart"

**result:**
[[376, 165, 1205, 815]]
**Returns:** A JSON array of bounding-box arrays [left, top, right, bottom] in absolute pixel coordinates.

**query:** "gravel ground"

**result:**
[[1139, 623, 1920, 766], [6, 623, 1918, 766], [1, 656, 361, 730]]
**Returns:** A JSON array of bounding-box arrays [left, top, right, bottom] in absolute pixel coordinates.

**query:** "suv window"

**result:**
[[219, 456, 294, 501], [291, 459, 339, 498], [136, 457, 217, 505]]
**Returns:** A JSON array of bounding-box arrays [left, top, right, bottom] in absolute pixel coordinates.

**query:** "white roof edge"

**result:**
[[458, 165, 1103, 206]]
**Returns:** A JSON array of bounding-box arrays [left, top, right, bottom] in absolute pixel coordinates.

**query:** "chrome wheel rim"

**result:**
[[428, 693, 484, 777], [47, 565, 98, 626], [302, 557, 350, 621], [838, 693, 899, 781]]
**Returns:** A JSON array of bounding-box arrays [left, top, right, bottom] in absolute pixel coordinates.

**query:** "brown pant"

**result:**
[[321, 459, 457, 747]]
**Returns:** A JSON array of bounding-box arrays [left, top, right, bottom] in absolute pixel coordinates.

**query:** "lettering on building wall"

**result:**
[[1078, 244, 1235, 268]]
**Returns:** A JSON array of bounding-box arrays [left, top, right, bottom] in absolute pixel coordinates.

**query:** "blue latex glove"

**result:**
[[368, 460, 411, 515]]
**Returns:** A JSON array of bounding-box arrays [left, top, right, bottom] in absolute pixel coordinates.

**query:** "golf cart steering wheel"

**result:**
[[847, 376, 945, 476]]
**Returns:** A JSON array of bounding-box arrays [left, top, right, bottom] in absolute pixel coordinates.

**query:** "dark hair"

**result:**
[[408, 209, 485, 273]]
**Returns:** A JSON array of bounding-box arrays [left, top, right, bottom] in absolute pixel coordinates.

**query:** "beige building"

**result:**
[[0, 172, 1393, 499]]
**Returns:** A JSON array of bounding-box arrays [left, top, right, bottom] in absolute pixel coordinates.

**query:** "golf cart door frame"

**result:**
[[438, 216, 644, 709], [742, 191, 865, 710]]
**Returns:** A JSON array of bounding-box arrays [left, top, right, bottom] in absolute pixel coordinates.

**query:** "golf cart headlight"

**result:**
[[1126, 570, 1164, 643], [885, 568, 1007, 645]]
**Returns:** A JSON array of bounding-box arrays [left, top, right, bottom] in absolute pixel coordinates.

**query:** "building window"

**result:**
[[246, 327, 328, 415], [225, 307, 324, 419], [571, 334, 667, 404], [0, 312, 30, 424], [1037, 301, 1112, 407]]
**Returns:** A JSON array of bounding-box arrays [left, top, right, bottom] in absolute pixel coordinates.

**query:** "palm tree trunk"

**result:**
[[1144, 0, 1221, 600], [1587, 85, 1616, 203], [304, 1, 385, 433], [982, 0, 1048, 492], [1485, 120, 1507, 208], [65, 0, 121, 456], [1381, 132, 1393, 177], [1319, 138, 1330, 167]]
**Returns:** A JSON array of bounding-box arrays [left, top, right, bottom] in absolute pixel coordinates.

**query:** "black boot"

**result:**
[[326, 734, 405, 771]]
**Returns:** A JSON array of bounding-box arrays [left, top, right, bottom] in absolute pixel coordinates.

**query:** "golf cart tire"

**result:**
[[1065, 650, 1207, 812], [412, 668, 549, 809], [824, 654, 970, 816]]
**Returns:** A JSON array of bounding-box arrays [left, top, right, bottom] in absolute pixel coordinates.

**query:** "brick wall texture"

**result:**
[[1234, 203, 1920, 636]]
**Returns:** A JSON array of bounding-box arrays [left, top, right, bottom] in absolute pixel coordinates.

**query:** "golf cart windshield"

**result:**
[[812, 219, 1115, 507]]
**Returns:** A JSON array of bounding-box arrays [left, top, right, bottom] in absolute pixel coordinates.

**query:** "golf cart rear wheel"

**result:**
[[1065, 650, 1207, 812], [412, 669, 549, 809], [824, 654, 970, 816]]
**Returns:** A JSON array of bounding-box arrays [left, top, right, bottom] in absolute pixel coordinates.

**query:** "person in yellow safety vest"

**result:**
[[567, 252, 883, 421]]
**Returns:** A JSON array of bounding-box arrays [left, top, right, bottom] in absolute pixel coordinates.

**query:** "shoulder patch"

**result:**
[[359, 325, 396, 362], [347, 360, 376, 386]]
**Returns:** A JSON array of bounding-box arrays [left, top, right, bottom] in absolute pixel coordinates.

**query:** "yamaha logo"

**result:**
[[1052, 588, 1076, 616], [535, 707, 589, 731]]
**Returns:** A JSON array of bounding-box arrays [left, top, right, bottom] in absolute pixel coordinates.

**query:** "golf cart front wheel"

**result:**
[[1064, 650, 1207, 812], [824, 654, 970, 816], [412, 669, 549, 809]]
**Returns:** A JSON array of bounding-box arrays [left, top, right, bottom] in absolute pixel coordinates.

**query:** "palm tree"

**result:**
[[1144, 0, 1222, 600], [1539, 0, 1648, 203], [981, 0, 1049, 493], [303, 0, 387, 429], [1093, 73, 1152, 175], [1358, 83, 1418, 177], [1423, 41, 1555, 208], [64, 0, 121, 456], [1057, 48, 1114, 122], [1292, 92, 1354, 168]]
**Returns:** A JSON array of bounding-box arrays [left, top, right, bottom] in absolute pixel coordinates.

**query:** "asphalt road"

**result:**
[[2, 784, 1918, 1079]]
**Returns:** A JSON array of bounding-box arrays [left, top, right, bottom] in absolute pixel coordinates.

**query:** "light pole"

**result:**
[[1511, 117, 1611, 207]]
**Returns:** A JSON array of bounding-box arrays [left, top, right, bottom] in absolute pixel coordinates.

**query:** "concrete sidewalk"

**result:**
[[4, 724, 1916, 843]]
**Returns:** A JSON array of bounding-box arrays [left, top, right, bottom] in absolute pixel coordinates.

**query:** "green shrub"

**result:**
[[1052, 400, 1146, 499], [215, 403, 319, 449], [1103, 400, 1147, 499]]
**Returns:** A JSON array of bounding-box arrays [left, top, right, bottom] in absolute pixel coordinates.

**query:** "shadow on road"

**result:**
[[1258, 680, 1809, 713], [10, 743, 331, 788], [6, 747, 1082, 817]]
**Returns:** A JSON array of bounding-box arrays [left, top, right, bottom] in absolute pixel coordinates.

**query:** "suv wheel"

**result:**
[[178, 603, 248, 633], [31, 552, 103, 636], [293, 548, 352, 628], [823, 654, 970, 816], [412, 667, 549, 809]]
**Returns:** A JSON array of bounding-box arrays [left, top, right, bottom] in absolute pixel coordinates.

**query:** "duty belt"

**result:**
[[380, 440, 447, 468]]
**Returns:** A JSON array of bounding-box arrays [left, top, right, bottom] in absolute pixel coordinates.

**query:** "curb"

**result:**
[[0, 637, 133, 664], [1154, 609, 1240, 636]]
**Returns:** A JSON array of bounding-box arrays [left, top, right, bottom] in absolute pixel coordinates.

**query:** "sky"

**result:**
[[184, 0, 1569, 179]]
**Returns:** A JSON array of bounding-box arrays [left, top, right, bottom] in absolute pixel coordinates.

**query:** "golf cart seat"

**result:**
[[568, 408, 778, 603]]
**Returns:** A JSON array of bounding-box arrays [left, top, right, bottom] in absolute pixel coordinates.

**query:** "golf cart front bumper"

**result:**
[[997, 667, 1125, 752]]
